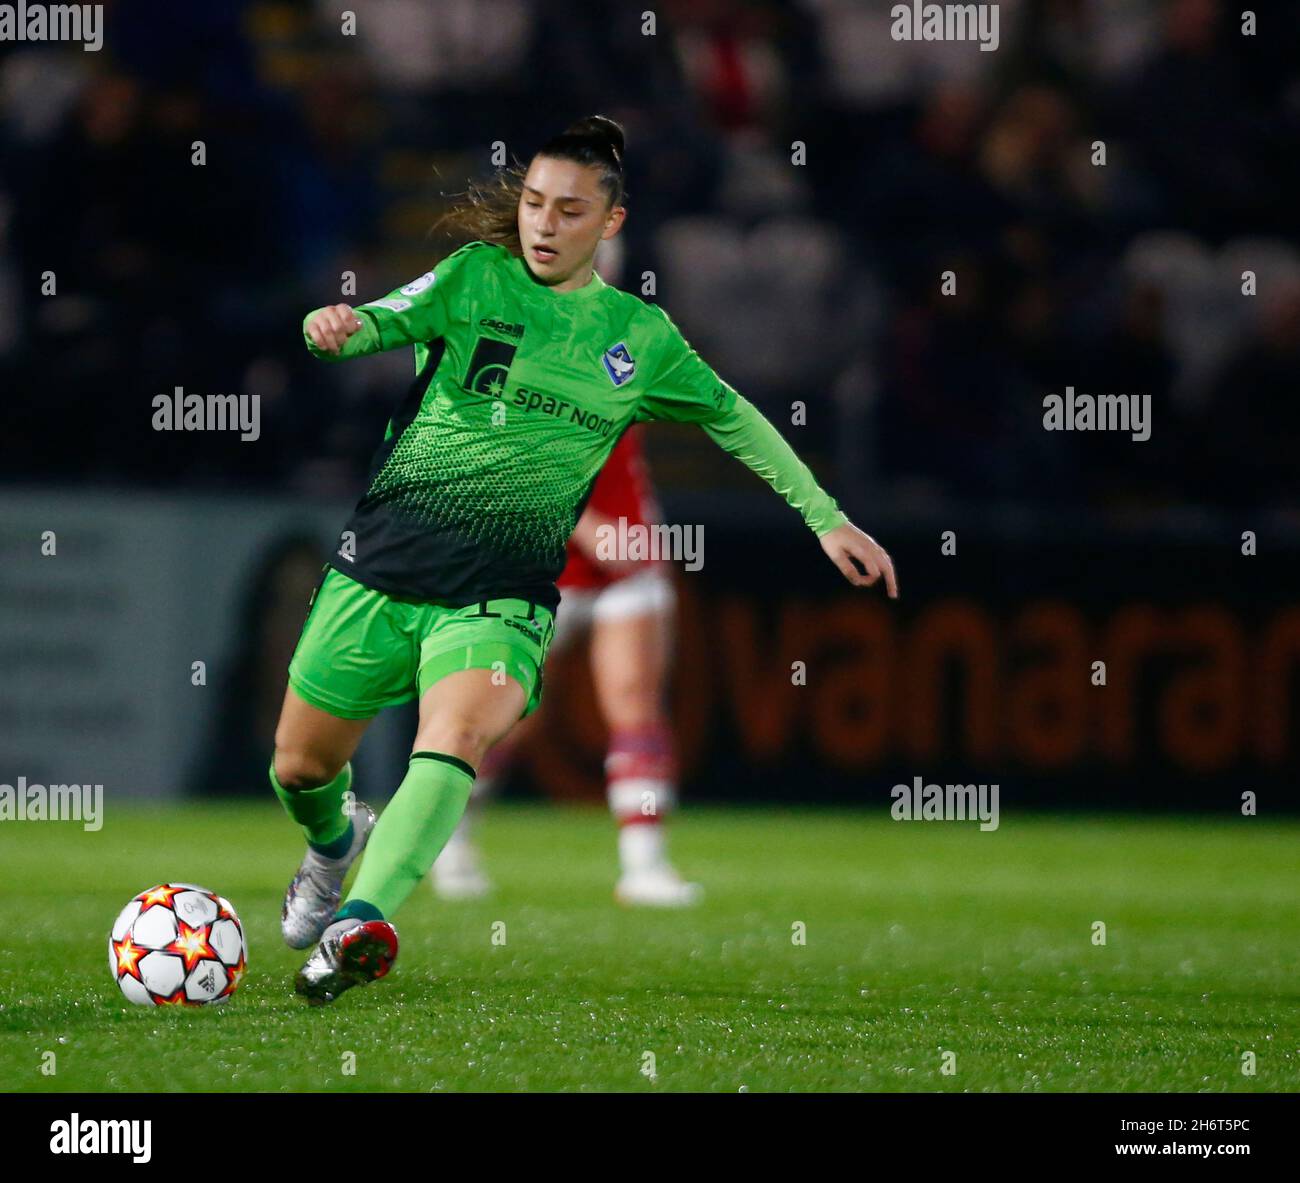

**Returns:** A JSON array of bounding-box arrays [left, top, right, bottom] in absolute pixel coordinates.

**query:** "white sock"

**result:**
[[618, 823, 667, 876], [605, 725, 678, 878]]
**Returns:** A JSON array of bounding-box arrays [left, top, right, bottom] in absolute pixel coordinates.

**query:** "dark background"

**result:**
[[3, 0, 1298, 809]]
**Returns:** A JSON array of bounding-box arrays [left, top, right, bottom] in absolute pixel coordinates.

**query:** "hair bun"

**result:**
[[565, 115, 625, 165]]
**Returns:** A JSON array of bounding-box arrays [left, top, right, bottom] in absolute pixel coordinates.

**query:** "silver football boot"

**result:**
[[295, 917, 399, 1006], [280, 802, 377, 949]]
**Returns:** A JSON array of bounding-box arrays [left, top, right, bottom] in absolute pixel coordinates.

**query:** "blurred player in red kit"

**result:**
[[432, 422, 700, 906]]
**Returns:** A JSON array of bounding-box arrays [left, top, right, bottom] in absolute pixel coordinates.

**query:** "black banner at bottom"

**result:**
[[1, 1091, 1291, 1168]]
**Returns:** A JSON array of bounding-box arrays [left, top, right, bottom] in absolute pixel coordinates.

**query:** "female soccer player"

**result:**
[[433, 426, 699, 908], [275, 115, 897, 1005]]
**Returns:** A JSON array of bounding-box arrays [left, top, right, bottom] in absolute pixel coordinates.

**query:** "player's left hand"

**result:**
[[819, 522, 898, 598]]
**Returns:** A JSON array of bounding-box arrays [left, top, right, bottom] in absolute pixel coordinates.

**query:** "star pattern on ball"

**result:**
[[113, 938, 145, 981], [138, 884, 182, 910], [166, 920, 218, 973], [219, 959, 247, 999]]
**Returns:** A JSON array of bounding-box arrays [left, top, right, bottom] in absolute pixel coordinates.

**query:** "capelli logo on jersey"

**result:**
[[478, 316, 524, 340], [602, 342, 636, 387]]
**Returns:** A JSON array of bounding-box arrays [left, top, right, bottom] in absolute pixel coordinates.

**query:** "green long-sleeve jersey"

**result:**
[[304, 240, 847, 609]]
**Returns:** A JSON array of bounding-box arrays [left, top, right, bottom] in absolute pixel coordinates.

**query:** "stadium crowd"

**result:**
[[2, 0, 1297, 514]]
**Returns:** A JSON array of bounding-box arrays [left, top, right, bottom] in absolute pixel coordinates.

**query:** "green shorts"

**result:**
[[287, 566, 556, 721]]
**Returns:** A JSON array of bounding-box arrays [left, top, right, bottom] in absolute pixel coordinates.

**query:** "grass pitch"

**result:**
[[1, 804, 1297, 1092]]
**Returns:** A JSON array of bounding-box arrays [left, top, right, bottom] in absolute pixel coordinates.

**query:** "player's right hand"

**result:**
[[306, 304, 363, 355]]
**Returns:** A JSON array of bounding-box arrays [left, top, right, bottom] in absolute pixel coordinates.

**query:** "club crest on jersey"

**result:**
[[602, 342, 635, 387]]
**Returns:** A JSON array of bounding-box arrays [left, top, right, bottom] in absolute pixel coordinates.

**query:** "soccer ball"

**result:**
[[108, 883, 248, 1006]]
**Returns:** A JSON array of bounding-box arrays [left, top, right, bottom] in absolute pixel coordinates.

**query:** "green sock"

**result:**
[[334, 898, 384, 923], [342, 752, 475, 920], [270, 760, 352, 848]]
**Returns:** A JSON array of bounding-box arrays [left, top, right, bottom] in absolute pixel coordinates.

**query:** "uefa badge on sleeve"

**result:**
[[602, 342, 635, 386]]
